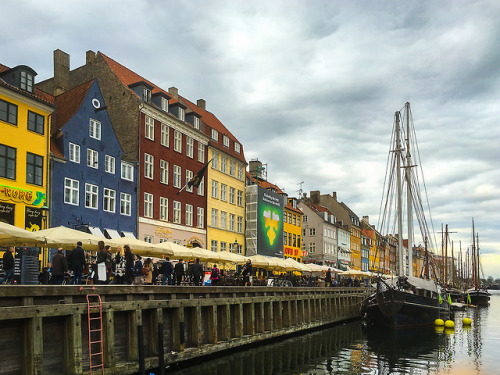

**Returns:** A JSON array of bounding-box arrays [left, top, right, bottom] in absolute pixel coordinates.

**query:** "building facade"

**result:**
[[284, 197, 303, 263]]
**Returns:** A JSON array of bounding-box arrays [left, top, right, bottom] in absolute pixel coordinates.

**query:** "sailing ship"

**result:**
[[361, 102, 450, 327], [465, 219, 490, 306]]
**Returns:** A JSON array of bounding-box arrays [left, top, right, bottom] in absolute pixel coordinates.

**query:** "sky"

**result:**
[[3, 0, 499, 278]]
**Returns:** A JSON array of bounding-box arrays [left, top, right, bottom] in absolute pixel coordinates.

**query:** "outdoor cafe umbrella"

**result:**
[[111, 236, 172, 257], [247, 254, 288, 270], [216, 251, 248, 265], [153, 241, 213, 261], [31, 226, 116, 251], [283, 257, 310, 272], [0, 221, 40, 246]]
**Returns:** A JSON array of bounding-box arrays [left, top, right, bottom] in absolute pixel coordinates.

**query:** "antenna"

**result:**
[[297, 181, 304, 197]]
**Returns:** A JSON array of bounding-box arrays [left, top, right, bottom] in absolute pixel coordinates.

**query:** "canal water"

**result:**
[[152, 291, 500, 375]]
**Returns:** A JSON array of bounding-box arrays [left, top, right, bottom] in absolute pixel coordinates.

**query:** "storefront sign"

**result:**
[[155, 226, 173, 238], [0, 202, 15, 225], [257, 186, 284, 257], [0, 184, 45, 206], [25, 207, 43, 231]]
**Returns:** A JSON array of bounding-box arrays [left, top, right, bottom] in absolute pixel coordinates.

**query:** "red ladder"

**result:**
[[86, 294, 104, 375]]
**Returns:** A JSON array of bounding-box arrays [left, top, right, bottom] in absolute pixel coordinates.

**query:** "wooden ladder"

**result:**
[[86, 294, 104, 375]]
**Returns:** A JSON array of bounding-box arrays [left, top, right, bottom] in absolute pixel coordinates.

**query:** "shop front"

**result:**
[[0, 184, 47, 230]]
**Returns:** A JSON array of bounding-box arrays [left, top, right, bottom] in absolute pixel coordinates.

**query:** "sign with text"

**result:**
[[257, 186, 284, 257]]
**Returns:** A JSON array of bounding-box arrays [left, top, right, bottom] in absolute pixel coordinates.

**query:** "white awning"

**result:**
[[121, 231, 136, 239], [88, 226, 105, 238], [104, 228, 121, 239]]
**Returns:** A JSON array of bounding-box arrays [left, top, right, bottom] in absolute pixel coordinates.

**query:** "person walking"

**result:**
[[174, 259, 185, 286], [123, 245, 135, 284], [191, 258, 204, 286], [96, 241, 107, 284], [241, 259, 253, 286], [113, 246, 127, 284], [325, 268, 332, 287], [143, 258, 153, 285], [210, 264, 220, 286], [160, 257, 173, 285], [68, 241, 87, 285], [52, 247, 68, 285], [133, 255, 144, 285], [0, 246, 15, 284]]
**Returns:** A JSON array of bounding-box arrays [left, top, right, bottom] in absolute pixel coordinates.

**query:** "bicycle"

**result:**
[[268, 278, 293, 287]]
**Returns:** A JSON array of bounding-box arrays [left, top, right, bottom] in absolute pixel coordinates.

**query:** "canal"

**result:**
[[155, 291, 499, 375]]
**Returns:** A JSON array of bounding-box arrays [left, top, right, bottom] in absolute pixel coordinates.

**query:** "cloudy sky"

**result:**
[[3, 0, 500, 277]]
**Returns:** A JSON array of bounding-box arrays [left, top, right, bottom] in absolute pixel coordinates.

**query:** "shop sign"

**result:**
[[302, 250, 309, 258], [0, 202, 15, 225], [25, 207, 43, 231], [0, 184, 46, 206], [155, 226, 173, 238]]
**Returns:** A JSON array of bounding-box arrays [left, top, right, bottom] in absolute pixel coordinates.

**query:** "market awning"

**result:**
[[121, 231, 136, 239], [88, 226, 105, 238], [104, 228, 121, 239]]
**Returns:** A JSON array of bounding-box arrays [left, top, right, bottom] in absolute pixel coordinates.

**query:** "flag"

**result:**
[[187, 159, 212, 189], [467, 293, 472, 304], [448, 294, 452, 305], [438, 294, 443, 304]]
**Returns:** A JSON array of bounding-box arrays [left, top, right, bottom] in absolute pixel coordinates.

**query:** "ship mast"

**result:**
[[405, 102, 414, 277], [395, 110, 405, 276]]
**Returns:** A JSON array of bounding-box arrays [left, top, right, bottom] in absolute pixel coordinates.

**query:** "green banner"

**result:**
[[257, 186, 284, 257]]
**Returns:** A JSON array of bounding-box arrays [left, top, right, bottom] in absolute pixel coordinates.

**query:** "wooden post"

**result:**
[[65, 314, 83, 374], [128, 309, 141, 361], [255, 302, 264, 333], [172, 307, 184, 352], [25, 316, 43, 375], [221, 304, 230, 341], [273, 301, 282, 329], [208, 305, 218, 344], [102, 309, 115, 369], [244, 303, 255, 336], [191, 306, 202, 348], [264, 301, 273, 331], [235, 304, 243, 337]]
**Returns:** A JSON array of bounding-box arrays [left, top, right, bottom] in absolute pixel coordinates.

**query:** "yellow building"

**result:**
[[284, 198, 303, 263], [350, 225, 362, 270], [207, 145, 246, 255], [0, 64, 54, 231]]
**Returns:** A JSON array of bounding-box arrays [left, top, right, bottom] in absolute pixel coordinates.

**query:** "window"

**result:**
[[161, 123, 169, 147], [220, 241, 227, 252], [197, 207, 204, 228], [198, 143, 205, 163], [297, 216, 301, 226], [237, 216, 243, 233], [310, 228, 316, 236], [220, 184, 227, 201], [220, 156, 227, 173], [288, 213, 292, 223], [211, 240, 218, 252], [211, 209, 218, 227], [20, 71, 33, 92], [160, 197, 168, 221], [237, 190, 243, 206], [174, 130, 182, 152], [220, 211, 227, 230], [237, 165, 243, 180], [27, 111, 44, 134], [211, 129, 218, 141], [143, 88, 151, 103], [144, 192, 153, 218], [186, 204, 193, 226], [121, 162, 134, 181], [229, 160, 235, 177], [120, 193, 131, 216], [288, 233, 292, 246], [69, 143, 80, 163], [103, 188, 116, 213], [178, 107, 185, 121], [293, 234, 297, 247], [173, 201, 181, 223], [64, 178, 79, 205], [193, 116, 200, 129], [0, 99, 18, 125], [229, 214, 235, 232], [284, 213, 287, 223], [297, 235, 301, 247], [161, 97, 168, 112], [87, 149, 98, 169], [144, 153, 154, 179], [303, 215, 308, 222], [145, 115, 154, 140], [89, 119, 101, 140], [235, 142, 241, 154], [85, 184, 98, 209], [26, 152, 43, 186], [144, 235, 153, 243], [211, 180, 218, 198], [105, 155, 115, 174], [173, 165, 181, 188], [197, 176, 205, 196], [293, 215, 296, 226], [284, 232, 288, 245], [186, 137, 193, 158], [160, 160, 169, 184], [223, 135, 230, 148], [309, 243, 316, 253], [186, 170, 193, 193], [229, 187, 235, 204], [0, 144, 16, 179], [211, 152, 218, 170]]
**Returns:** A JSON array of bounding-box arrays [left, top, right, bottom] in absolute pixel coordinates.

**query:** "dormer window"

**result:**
[[20, 71, 33, 93], [193, 116, 200, 130], [178, 107, 185, 121], [211, 129, 218, 141], [143, 88, 151, 103], [234, 142, 241, 154], [223, 136, 230, 148], [161, 97, 168, 112]]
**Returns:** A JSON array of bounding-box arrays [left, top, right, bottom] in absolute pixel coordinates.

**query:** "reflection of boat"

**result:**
[[361, 102, 450, 327]]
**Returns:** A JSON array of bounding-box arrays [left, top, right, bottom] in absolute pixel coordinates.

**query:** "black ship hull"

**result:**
[[466, 289, 490, 306]]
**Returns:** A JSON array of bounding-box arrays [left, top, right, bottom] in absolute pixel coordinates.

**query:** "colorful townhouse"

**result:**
[[361, 216, 377, 272], [0, 63, 54, 231], [284, 197, 304, 263], [47, 79, 137, 238], [340, 202, 362, 270]]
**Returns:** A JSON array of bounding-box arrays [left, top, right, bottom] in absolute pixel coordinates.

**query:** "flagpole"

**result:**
[[177, 157, 213, 195]]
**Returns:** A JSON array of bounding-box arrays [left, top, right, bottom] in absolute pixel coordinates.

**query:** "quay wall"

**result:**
[[0, 286, 372, 375]]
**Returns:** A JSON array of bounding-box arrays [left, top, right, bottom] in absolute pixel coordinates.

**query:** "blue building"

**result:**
[[49, 79, 136, 238]]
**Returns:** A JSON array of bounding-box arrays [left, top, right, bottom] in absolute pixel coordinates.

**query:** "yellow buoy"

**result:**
[[463, 317, 472, 325], [435, 319, 444, 326], [444, 320, 455, 328]]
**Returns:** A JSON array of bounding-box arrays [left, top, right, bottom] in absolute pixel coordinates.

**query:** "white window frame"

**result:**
[[103, 188, 116, 213], [220, 211, 227, 230], [64, 178, 79, 205], [145, 115, 154, 141], [144, 153, 154, 180], [143, 88, 151, 103], [173, 165, 181, 188], [220, 184, 227, 202], [186, 204, 193, 226], [161, 97, 168, 112], [144, 235, 153, 243], [121, 162, 134, 181], [223, 135, 230, 148], [105, 155, 115, 174], [160, 159, 169, 185], [197, 207, 204, 228], [197, 176, 204, 196], [186, 170, 193, 193], [193, 116, 200, 129], [237, 216, 243, 233], [211, 152, 218, 170], [161, 123, 169, 147], [160, 197, 168, 221], [229, 187, 235, 204], [178, 107, 185, 121], [235, 142, 241, 154], [220, 156, 227, 174], [87, 148, 98, 169], [69, 143, 80, 163], [174, 130, 182, 153], [186, 137, 194, 158], [173, 201, 181, 224], [211, 180, 218, 199], [211, 129, 218, 141], [144, 192, 153, 218], [198, 143, 205, 163], [229, 213, 235, 232], [85, 183, 98, 209], [237, 190, 243, 206], [220, 242, 227, 252], [120, 192, 131, 216], [211, 240, 218, 252], [89, 119, 101, 140], [237, 165, 243, 180], [229, 160, 235, 177], [211, 208, 218, 228]]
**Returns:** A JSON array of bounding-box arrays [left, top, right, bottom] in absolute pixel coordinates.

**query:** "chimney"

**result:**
[[332, 192, 337, 200], [310, 191, 320, 204], [169, 87, 179, 100], [362, 216, 369, 223], [249, 160, 263, 180], [197, 99, 206, 110], [86, 50, 96, 64], [53, 49, 70, 95]]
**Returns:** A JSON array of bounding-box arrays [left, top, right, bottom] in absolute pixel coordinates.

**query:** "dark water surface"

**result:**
[[151, 291, 500, 374]]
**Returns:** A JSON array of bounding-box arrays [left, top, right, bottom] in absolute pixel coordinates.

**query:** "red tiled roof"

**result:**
[[247, 173, 285, 194], [52, 80, 94, 135], [0, 63, 9, 73], [312, 203, 333, 215], [50, 138, 64, 159]]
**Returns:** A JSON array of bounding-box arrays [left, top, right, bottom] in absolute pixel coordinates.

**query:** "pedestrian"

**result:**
[[160, 257, 173, 285], [113, 246, 126, 284], [0, 246, 15, 284], [190, 258, 204, 286], [52, 247, 68, 285], [96, 240, 107, 284], [174, 259, 185, 285], [133, 255, 144, 285], [143, 258, 153, 285], [210, 264, 220, 286], [123, 245, 135, 284], [68, 241, 87, 285], [325, 268, 332, 287], [241, 259, 253, 286]]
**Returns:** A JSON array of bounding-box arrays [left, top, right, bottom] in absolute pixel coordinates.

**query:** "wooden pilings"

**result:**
[[0, 286, 371, 375]]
